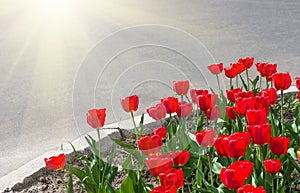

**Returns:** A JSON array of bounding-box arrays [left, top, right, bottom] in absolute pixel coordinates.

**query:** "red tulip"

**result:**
[[195, 129, 216, 147], [197, 93, 218, 111], [154, 126, 167, 140], [205, 105, 221, 120], [224, 67, 238, 78], [226, 106, 237, 120], [208, 63, 223, 75], [215, 132, 251, 158], [238, 57, 254, 70], [220, 168, 246, 190], [86, 108, 106, 128], [159, 168, 184, 189], [229, 160, 253, 179], [246, 109, 267, 125], [146, 154, 173, 177], [147, 103, 166, 121], [227, 132, 250, 158], [170, 150, 190, 166], [226, 88, 242, 103], [44, 153, 66, 171], [264, 159, 282, 174], [297, 150, 300, 163], [270, 136, 290, 156], [137, 134, 162, 156], [235, 97, 256, 115], [234, 91, 255, 100], [120, 95, 139, 113], [238, 184, 266, 193], [214, 135, 230, 157], [298, 91, 300, 102], [190, 89, 209, 103], [296, 77, 300, 90], [254, 96, 270, 114], [260, 63, 277, 78], [151, 186, 177, 193], [231, 62, 245, 74], [173, 80, 189, 95], [161, 97, 179, 114], [176, 101, 193, 118], [272, 72, 292, 90], [258, 88, 277, 105], [247, 124, 271, 145]]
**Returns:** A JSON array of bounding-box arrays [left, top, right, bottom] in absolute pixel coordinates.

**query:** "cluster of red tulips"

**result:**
[[44, 57, 300, 193]]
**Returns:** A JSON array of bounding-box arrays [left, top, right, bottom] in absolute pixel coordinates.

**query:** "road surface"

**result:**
[[0, 0, 300, 179]]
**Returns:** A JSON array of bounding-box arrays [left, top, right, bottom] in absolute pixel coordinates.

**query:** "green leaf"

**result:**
[[67, 173, 74, 193], [239, 74, 248, 91], [68, 165, 86, 181], [212, 161, 223, 174], [111, 138, 135, 150], [122, 154, 132, 171]]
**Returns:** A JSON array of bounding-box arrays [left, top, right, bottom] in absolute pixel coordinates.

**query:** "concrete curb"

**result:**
[[0, 113, 160, 192]]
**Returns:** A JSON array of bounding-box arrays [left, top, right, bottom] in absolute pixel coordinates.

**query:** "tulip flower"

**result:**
[[258, 88, 277, 105], [214, 135, 230, 157], [146, 154, 173, 177], [190, 89, 209, 103], [226, 106, 237, 120], [176, 101, 193, 118], [260, 63, 277, 78], [208, 63, 223, 75], [246, 109, 267, 125], [120, 95, 139, 113], [296, 77, 300, 90], [298, 91, 300, 102], [147, 103, 166, 121], [170, 150, 190, 166], [86, 108, 106, 129], [226, 88, 242, 103], [224, 67, 238, 79], [235, 97, 256, 115], [229, 160, 253, 179], [137, 134, 162, 156], [151, 186, 177, 193], [231, 62, 245, 74], [159, 168, 184, 189], [161, 97, 179, 115], [208, 63, 223, 92], [197, 93, 218, 111], [238, 184, 266, 193], [272, 72, 292, 91], [173, 80, 189, 96], [297, 149, 300, 163], [195, 129, 216, 147], [44, 153, 66, 171], [238, 57, 254, 88], [234, 91, 255, 100], [205, 105, 221, 120], [247, 124, 271, 145], [224, 67, 238, 88], [215, 132, 250, 158], [220, 167, 246, 190], [264, 159, 282, 174], [153, 126, 167, 140], [270, 136, 290, 156], [238, 57, 254, 70]]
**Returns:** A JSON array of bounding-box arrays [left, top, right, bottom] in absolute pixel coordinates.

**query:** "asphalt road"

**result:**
[[1, 0, 300, 178]]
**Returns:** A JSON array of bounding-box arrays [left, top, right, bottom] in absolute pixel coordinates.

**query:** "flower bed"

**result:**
[[6, 58, 300, 193]]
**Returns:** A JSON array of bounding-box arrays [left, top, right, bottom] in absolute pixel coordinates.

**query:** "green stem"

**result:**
[[266, 77, 269, 88], [196, 150, 202, 188], [230, 78, 233, 89], [236, 76, 239, 88], [281, 90, 284, 133], [58, 172, 68, 189], [97, 128, 102, 161], [181, 95, 184, 102], [130, 112, 138, 140], [207, 149, 213, 185], [216, 74, 221, 94], [246, 70, 250, 90], [272, 175, 275, 193], [260, 76, 262, 89]]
